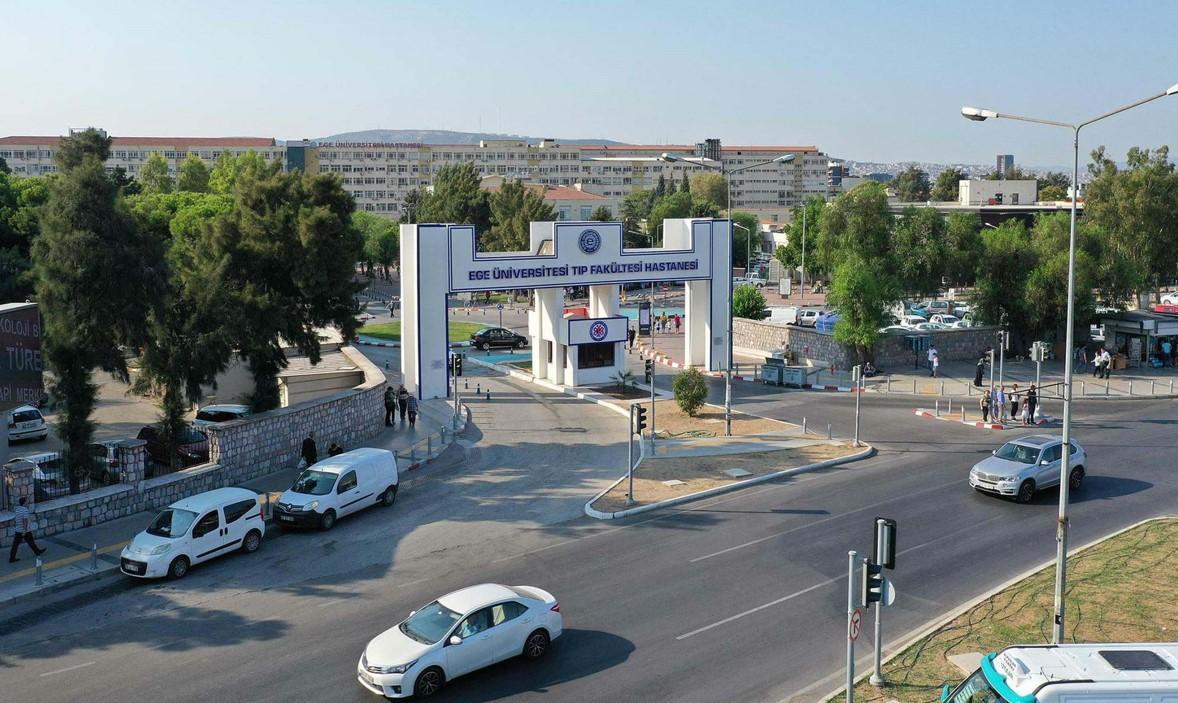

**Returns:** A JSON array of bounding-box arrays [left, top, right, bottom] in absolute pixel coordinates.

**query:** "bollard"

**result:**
[[940, 381, 945, 396], [486, 390, 490, 401], [35, 557, 43, 586], [1129, 380, 1134, 396], [935, 399, 940, 416], [1080, 381, 1085, 396], [476, 384, 481, 394], [1172, 380, 1175, 394], [887, 376, 892, 393], [440, 427, 447, 444], [427, 436, 432, 458], [1151, 380, 1156, 396], [826, 423, 832, 439], [265, 492, 271, 520], [1106, 381, 1110, 396], [384, 360, 389, 369], [947, 398, 952, 415], [962, 407, 966, 422], [464, 379, 468, 390], [802, 417, 808, 435], [91, 543, 98, 570], [913, 379, 917, 394]]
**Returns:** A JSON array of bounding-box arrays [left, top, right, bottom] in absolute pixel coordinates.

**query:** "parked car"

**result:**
[[767, 306, 799, 325], [914, 322, 949, 331], [969, 434, 1086, 503], [120, 487, 265, 579], [136, 425, 210, 469], [733, 276, 767, 288], [193, 404, 252, 428], [900, 315, 928, 329], [923, 300, 952, 316], [87, 439, 122, 485], [878, 325, 910, 334], [796, 309, 823, 327], [930, 314, 961, 327], [470, 327, 528, 350], [6, 405, 49, 443], [357, 583, 562, 699], [1162, 292, 1178, 306], [274, 448, 399, 530]]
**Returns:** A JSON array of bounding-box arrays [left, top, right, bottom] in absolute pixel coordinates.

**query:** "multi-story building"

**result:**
[[995, 153, 1015, 178], [0, 129, 283, 179], [1, 131, 835, 224]]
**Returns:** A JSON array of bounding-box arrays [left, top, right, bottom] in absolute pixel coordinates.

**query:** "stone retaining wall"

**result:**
[[734, 318, 999, 371], [0, 345, 387, 545]]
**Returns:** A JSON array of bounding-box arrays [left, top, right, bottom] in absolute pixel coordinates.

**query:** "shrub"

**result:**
[[732, 284, 768, 320], [673, 367, 707, 417]]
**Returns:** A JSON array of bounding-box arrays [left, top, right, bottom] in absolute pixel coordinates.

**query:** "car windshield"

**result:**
[[995, 442, 1040, 464], [399, 601, 462, 644], [945, 667, 1009, 703], [290, 469, 337, 496], [146, 508, 199, 538]]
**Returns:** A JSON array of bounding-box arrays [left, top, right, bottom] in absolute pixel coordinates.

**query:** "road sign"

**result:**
[[880, 578, 897, 607], [496, 303, 504, 310], [849, 608, 863, 641]]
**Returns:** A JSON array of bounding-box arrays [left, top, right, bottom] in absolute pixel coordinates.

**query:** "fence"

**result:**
[[11, 445, 124, 505]]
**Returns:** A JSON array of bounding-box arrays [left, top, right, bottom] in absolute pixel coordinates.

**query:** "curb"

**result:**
[[913, 409, 1057, 431], [816, 514, 1178, 703], [584, 443, 876, 520], [400, 403, 471, 471]]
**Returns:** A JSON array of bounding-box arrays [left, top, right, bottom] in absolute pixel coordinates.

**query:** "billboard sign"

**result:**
[[566, 316, 628, 346], [0, 303, 44, 409]]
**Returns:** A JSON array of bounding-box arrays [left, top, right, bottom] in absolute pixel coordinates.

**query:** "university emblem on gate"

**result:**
[[578, 229, 602, 254], [589, 321, 609, 341]]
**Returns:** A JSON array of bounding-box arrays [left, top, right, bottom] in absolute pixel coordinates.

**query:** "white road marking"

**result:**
[[39, 661, 95, 677], [675, 580, 836, 640], [689, 477, 962, 563]]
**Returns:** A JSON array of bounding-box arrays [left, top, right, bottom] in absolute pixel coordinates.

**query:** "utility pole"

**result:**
[[649, 282, 656, 446], [846, 550, 858, 703], [853, 364, 863, 447]]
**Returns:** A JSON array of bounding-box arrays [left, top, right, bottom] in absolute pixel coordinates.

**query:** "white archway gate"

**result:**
[[400, 218, 732, 398]]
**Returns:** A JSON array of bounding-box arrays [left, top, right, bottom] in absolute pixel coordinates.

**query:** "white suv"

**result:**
[[969, 435, 1087, 503]]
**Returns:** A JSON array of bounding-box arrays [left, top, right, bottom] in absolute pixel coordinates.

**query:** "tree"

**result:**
[[891, 206, 947, 298], [619, 188, 652, 245], [827, 255, 899, 362], [930, 167, 966, 201], [680, 172, 690, 194], [892, 165, 930, 202], [0, 173, 51, 300], [0, 155, 8, 174], [1038, 184, 1067, 201], [986, 165, 1034, 181], [944, 212, 982, 286], [691, 198, 721, 218], [818, 181, 894, 268], [400, 188, 424, 223], [417, 162, 491, 234], [731, 211, 760, 270], [672, 367, 707, 417], [971, 220, 1037, 349], [646, 191, 692, 239], [355, 210, 399, 277], [111, 166, 141, 196], [590, 205, 612, 221], [208, 151, 268, 195], [732, 284, 768, 320], [139, 152, 174, 195], [690, 172, 727, 209], [780, 196, 825, 280], [654, 174, 668, 199], [177, 153, 211, 193], [32, 131, 153, 491], [1038, 171, 1071, 193], [484, 179, 555, 252]]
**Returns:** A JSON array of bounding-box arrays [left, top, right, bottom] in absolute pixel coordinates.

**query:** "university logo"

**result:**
[[578, 229, 602, 255], [589, 321, 609, 341]]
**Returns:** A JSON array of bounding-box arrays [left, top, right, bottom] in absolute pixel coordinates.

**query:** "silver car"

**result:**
[[969, 434, 1087, 503]]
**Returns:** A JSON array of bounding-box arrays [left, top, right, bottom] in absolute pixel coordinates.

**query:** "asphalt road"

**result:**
[[1, 365, 1175, 702]]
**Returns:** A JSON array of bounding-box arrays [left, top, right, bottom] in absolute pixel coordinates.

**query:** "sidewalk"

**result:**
[[0, 393, 465, 609]]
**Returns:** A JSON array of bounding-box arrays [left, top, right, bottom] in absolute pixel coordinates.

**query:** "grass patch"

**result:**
[[835, 518, 1178, 703], [362, 320, 487, 342]]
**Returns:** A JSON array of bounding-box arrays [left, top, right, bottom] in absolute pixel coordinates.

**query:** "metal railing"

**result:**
[[16, 447, 124, 504]]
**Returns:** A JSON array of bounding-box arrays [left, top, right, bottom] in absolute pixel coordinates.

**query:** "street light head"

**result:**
[[773, 154, 796, 163], [659, 153, 680, 163], [1167, 83, 1178, 96], [961, 106, 997, 122]]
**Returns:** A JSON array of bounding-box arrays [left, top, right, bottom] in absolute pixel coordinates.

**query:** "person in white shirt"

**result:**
[[994, 385, 1008, 422], [927, 345, 938, 375], [1101, 348, 1112, 378], [8, 497, 46, 563]]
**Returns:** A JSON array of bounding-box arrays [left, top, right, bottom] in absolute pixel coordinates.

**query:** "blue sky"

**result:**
[[3, 0, 1176, 166]]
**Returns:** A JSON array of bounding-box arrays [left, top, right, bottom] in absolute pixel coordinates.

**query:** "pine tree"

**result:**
[[654, 174, 667, 199], [680, 172, 690, 194]]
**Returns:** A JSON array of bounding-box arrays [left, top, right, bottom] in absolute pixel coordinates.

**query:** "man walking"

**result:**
[[627, 325, 636, 351], [927, 345, 938, 375], [301, 431, 318, 468], [406, 394, 419, 427], [397, 384, 410, 422], [1026, 384, 1038, 425], [1101, 348, 1112, 379], [8, 497, 46, 563], [384, 386, 397, 427], [931, 353, 940, 378]]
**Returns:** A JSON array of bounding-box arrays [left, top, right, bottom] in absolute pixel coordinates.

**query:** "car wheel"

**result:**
[[242, 529, 262, 553], [414, 667, 445, 697], [1016, 480, 1035, 504], [1069, 466, 1085, 491], [319, 509, 337, 531], [481, 341, 490, 351], [380, 486, 397, 507], [515, 339, 526, 349], [168, 556, 190, 579], [523, 629, 550, 660]]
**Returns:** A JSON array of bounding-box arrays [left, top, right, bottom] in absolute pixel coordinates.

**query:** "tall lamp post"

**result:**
[[962, 83, 1178, 644], [659, 151, 796, 436], [732, 221, 754, 271]]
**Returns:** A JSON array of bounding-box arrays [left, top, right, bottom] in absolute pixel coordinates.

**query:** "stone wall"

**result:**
[[733, 318, 1000, 371], [0, 345, 386, 545]]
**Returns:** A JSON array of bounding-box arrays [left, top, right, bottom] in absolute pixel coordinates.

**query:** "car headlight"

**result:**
[[307, 500, 319, 511], [375, 659, 418, 674], [149, 544, 172, 556]]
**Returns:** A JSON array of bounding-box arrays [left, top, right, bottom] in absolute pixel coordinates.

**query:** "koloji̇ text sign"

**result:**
[[567, 316, 629, 346], [447, 222, 713, 293], [0, 302, 43, 408]]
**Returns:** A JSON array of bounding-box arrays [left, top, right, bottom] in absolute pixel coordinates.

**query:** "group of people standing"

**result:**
[[980, 383, 1038, 425], [652, 312, 682, 335], [384, 384, 418, 428]]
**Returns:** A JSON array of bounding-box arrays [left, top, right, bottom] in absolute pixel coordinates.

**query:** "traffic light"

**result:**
[[633, 404, 648, 435], [452, 354, 464, 377], [861, 559, 884, 608], [644, 359, 653, 383]]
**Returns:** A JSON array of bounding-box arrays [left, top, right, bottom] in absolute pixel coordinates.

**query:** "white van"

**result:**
[[942, 643, 1178, 703], [120, 487, 265, 579], [7, 405, 49, 442], [273, 448, 399, 531]]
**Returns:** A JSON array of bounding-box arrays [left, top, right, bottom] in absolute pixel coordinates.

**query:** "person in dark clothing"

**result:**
[[627, 326, 636, 350], [406, 394, 419, 427], [383, 386, 397, 427], [974, 355, 987, 387], [328, 442, 344, 457], [1025, 385, 1038, 425], [980, 390, 991, 423], [301, 432, 318, 467], [397, 384, 410, 422]]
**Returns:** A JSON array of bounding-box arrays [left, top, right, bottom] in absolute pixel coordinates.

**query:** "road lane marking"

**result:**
[[689, 477, 962, 563], [675, 579, 837, 640], [39, 661, 95, 677]]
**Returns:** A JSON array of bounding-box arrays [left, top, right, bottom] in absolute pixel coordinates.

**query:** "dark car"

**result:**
[[136, 425, 210, 471], [470, 327, 528, 350]]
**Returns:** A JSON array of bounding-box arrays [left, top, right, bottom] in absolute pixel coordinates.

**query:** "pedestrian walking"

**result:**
[[8, 497, 46, 563], [301, 431, 318, 468], [1009, 383, 1021, 420], [931, 353, 940, 378], [627, 325, 636, 350], [974, 354, 986, 387], [980, 390, 991, 423], [1101, 348, 1112, 379], [406, 394, 419, 427], [1026, 384, 1038, 424], [673, 314, 681, 333], [927, 345, 938, 373], [397, 384, 410, 422], [995, 385, 1007, 423], [328, 442, 344, 457], [1021, 401, 1031, 425], [383, 386, 397, 427]]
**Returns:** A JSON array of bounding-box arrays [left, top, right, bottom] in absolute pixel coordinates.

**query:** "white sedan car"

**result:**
[[358, 583, 562, 699]]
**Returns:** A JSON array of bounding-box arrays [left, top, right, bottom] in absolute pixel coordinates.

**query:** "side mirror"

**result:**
[[1040, 460, 1050, 466], [409, 610, 416, 617], [991, 450, 997, 456], [448, 635, 463, 646], [941, 684, 951, 702]]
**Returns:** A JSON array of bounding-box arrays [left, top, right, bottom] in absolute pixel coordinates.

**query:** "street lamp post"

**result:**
[[659, 151, 796, 437], [800, 205, 806, 303], [962, 83, 1178, 644], [733, 221, 753, 272]]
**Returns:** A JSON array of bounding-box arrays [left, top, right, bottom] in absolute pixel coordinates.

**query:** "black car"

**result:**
[[136, 425, 210, 471], [470, 327, 528, 350]]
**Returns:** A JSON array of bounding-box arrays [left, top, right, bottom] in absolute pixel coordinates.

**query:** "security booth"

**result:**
[[1100, 310, 1178, 368]]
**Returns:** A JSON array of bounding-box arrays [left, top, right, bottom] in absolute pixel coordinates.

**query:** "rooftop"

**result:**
[[438, 583, 517, 613], [0, 135, 277, 147]]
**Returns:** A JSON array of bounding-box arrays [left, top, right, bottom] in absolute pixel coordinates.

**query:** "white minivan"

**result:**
[[273, 448, 399, 531], [120, 487, 265, 579]]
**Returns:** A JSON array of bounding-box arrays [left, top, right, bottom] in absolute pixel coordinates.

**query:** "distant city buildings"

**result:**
[[995, 153, 1015, 178], [959, 178, 1037, 206]]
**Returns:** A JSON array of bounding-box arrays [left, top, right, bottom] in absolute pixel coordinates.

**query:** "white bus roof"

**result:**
[[996, 643, 1178, 698]]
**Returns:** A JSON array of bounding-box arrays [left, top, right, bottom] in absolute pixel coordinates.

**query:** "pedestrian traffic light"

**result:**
[[861, 559, 884, 608], [452, 355, 463, 377], [633, 404, 648, 435], [644, 359, 653, 383]]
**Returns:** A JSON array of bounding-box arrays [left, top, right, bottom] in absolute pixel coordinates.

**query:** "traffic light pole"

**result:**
[[846, 550, 858, 703], [627, 405, 635, 506], [870, 591, 884, 686], [650, 355, 656, 450], [853, 365, 862, 447]]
